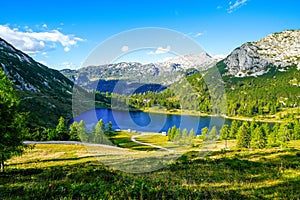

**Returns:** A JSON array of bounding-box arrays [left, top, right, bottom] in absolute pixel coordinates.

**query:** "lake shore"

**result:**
[[94, 105, 282, 123], [141, 107, 282, 123]]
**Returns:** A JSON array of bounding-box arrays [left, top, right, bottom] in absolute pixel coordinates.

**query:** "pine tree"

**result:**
[[69, 122, 80, 141], [45, 128, 56, 141], [95, 119, 105, 144], [220, 124, 230, 149], [188, 129, 196, 145], [78, 120, 88, 142], [167, 128, 172, 141], [236, 122, 251, 148], [55, 116, 69, 141], [0, 70, 29, 172], [208, 126, 218, 140], [278, 122, 290, 148], [201, 127, 209, 141], [262, 123, 270, 138], [250, 126, 266, 149], [229, 120, 239, 139], [106, 121, 114, 136], [90, 124, 96, 143], [250, 120, 258, 134], [181, 128, 188, 145], [268, 123, 280, 147], [168, 125, 177, 141]]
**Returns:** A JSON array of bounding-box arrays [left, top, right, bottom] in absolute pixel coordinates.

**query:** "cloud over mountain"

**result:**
[[0, 24, 83, 54]]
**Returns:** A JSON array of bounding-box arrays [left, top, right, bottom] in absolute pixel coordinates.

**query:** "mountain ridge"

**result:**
[[224, 30, 300, 77], [0, 37, 90, 127]]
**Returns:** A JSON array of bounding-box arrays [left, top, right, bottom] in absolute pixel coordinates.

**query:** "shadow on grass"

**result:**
[[1, 147, 300, 199]]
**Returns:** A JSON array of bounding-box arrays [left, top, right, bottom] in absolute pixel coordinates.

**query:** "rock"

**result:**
[[224, 30, 300, 77]]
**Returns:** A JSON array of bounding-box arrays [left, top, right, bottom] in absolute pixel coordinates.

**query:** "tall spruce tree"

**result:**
[[69, 122, 80, 141], [208, 126, 218, 140], [250, 126, 267, 149], [55, 116, 69, 141], [229, 120, 239, 139], [201, 127, 209, 141], [0, 70, 29, 172], [78, 120, 88, 142], [220, 124, 230, 149], [95, 119, 105, 144], [236, 122, 251, 148]]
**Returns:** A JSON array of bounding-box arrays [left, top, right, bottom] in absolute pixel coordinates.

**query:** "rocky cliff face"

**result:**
[[224, 30, 300, 77]]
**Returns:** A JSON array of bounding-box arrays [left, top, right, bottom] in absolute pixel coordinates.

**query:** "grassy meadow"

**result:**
[[1, 135, 300, 199]]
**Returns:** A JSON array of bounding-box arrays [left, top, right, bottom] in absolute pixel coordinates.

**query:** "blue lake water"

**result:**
[[73, 108, 232, 134]]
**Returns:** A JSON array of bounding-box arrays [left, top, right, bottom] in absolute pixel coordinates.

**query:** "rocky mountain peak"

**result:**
[[224, 30, 300, 77]]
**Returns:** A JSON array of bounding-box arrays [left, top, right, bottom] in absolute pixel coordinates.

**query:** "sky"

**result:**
[[0, 0, 299, 69]]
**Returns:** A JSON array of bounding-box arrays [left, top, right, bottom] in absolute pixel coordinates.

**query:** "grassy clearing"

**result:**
[[132, 133, 173, 147], [108, 131, 157, 151], [1, 141, 300, 199]]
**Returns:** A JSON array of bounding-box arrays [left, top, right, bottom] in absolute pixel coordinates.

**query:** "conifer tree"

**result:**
[[55, 116, 69, 141], [188, 129, 196, 145], [69, 122, 80, 141], [208, 126, 218, 140], [220, 124, 230, 149], [236, 122, 251, 148], [0, 70, 29, 172], [250, 126, 266, 149], [201, 127, 209, 141], [78, 120, 88, 142], [229, 120, 239, 139], [95, 119, 105, 144]]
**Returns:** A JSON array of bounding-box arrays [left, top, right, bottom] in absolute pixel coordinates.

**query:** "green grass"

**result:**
[[132, 133, 172, 147], [1, 142, 300, 199], [109, 131, 158, 151]]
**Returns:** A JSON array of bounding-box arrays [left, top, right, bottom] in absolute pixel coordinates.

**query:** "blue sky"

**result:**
[[0, 0, 299, 69]]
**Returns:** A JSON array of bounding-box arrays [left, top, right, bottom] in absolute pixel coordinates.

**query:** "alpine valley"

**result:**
[[1, 29, 300, 128]]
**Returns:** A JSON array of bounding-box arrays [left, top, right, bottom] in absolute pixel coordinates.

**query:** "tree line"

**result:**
[[214, 119, 300, 149], [167, 126, 196, 146], [28, 117, 114, 144]]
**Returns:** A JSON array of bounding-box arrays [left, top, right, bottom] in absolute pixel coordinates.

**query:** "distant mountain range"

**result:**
[[61, 52, 220, 93], [62, 30, 300, 94]]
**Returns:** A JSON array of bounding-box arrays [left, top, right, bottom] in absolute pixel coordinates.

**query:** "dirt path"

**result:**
[[24, 141, 125, 150], [130, 134, 174, 153]]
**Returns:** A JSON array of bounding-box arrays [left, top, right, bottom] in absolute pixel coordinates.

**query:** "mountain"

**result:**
[[224, 30, 300, 77], [0, 38, 97, 128], [61, 52, 219, 93], [127, 30, 300, 120]]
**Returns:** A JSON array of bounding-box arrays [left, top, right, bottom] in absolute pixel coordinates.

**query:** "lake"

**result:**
[[73, 108, 232, 134]]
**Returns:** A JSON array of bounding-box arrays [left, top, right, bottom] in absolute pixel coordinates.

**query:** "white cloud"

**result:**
[[0, 24, 83, 54], [227, 0, 247, 13], [42, 24, 48, 28], [194, 32, 203, 38], [64, 46, 70, 52], [148, 45, 171, 55], [121, 45, 129, 52]]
